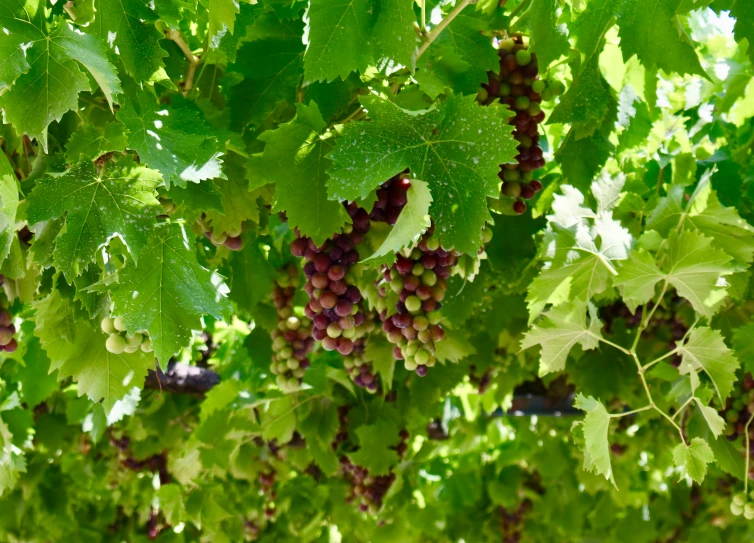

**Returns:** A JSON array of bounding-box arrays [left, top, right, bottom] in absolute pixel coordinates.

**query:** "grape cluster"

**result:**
[[376, 232, 456, 376], [101, 316, 152, 354], [721, 374, 754, 448], [369, 174, 410, 225], [342, 310, 380, 392], [291, 203, 370, 355], [341, 429, 409, 514], [270, 267, 315, 392], [498, 499, 533, 543], [0, 297, 17, 354], [479, 35, 562, 214], [257, 470, 278, 520], [196, 214, 244, 251]]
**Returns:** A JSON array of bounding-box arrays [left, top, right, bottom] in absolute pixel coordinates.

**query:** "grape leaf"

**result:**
[[678, 327, 738, 402], [434, 328, 476, 363], [574, 394, 616, 487], [157, 485, 187, 526], [205, 155, 262, 236], [304, 0, 374, 83], [664, 230, 732, 317], [733, 323, 754, 374], [374, 0, 417, 69], [648, 173, 754, 264], [15, 335, 59, 409], [228, 240, 277, 314], [363, 179, 432, 265], [65, 122, 129, 162], [516, 0, 570, 68], [246, 103, 349, 245], [556, 98, 617, 191], [672, 438, 714, 484], [328, 94, 517, 255], [365, 334, 396, 391], [109, 222, 232, 369], [0, 15, 121, 149], [89, 0, 167, 82], [349, 420, 401, 476], [225, 18, 305, 129], [208, 0, 239, 47], [732, 0, 754, 63], [0, 413, 24, 497], [694, 398, 725, 439], [26, 159, 161, 280], [617, 85, 653, 152], [520, 302, 603, 376], [118, 89, 225, 189], [35, 290, 154, 414], [570, 0, 618, 60], [427, 13, 500, 89], [415, 45, 474, 98], [614, 250, 664, 312], [616, 0, 706, 77], [548, 53, 614, 138], [0, 154, 19, 267]]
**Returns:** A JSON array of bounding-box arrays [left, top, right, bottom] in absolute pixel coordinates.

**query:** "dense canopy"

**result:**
[[0, 0, 754, 541]]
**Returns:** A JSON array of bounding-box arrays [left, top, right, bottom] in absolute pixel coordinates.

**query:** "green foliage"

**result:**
[[0, 1, 752, 541]]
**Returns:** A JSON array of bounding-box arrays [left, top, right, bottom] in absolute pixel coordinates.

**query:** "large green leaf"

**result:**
[[108, 222, 231, 368], [26, 159, 161, 279], [327, 94, 517, 255]]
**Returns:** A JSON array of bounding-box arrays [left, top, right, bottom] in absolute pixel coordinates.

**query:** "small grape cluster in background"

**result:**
[[342, 429, 410, 514], [0, 275, 16, 354], [102, 316, 152, 354], [342, 309, 380, 392], [196, 214, 244, 251], [270, 266, 315, 392], [480, 34, 562, 214]]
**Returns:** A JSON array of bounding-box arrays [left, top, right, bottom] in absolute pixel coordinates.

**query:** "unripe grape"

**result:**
[[503, 182, 522, 199], [101, 317, 116, 334], [106, 334, 127, 354], [0, 328, 13, 346], [745, 503, 754, 520], [113, 316, 127, 332], [515, 49, 531, 65], [405, 296, 422, 313], [404, 358, 418, 371], [732, 502, 744, 516], [140, 338, 152, 352], [515, 95, 530, 111], [327, 322, 342, 338], [532, 79, 545, 93]]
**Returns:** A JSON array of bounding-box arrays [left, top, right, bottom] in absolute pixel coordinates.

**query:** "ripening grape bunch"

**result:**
[[376, 231, 456, 376], [342, 309, 380, 392], [291, 203, 371, 356], [270, 266, 315, 392], [479, 34, 563, 214], [499, 499, 533, 543], [257, 469, 278, 520], [102, 315, 152, 354], [341, 429, 409, 514], [195, 213, 243, 251], [720, 374, 754, 447], [369, 174, 410, 225]]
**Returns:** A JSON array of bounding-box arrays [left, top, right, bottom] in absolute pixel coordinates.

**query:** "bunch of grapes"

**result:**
[[158, 197, 177, 217], [369, 174, 410, 225], [257, 469, 279, 520], [196, 214, 244, 251], [270, 266, 315, 392], [376, 232, 457, 376], [0, 288, 17, 354], [498, 499, 533, 543], [101, 316, 152, 354], [479, 35, 562, 214], [341, 430, 409, 514], [291, 203, 370, 355], [342, 309, 381, 392]]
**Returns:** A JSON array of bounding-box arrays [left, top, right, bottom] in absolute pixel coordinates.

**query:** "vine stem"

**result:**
[[167, 29, 201, 96], [507, 0, 531, 20], [746, 411, 754, 496], [609, 405, 652, 418], [671, 396, 695, 421], [415, 0, 477, 62], [642, 347, 680, 371]]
